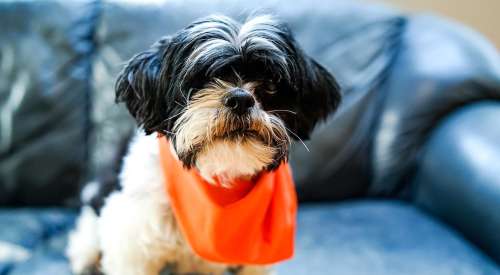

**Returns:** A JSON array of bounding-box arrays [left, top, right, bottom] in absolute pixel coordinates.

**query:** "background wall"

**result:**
[[374, 0, 500, 49]]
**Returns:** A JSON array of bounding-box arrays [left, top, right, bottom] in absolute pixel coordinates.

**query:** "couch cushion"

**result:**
[[277, 201, 499, 275], [0, 201, 498, 274], [0, 209, 75, 275]]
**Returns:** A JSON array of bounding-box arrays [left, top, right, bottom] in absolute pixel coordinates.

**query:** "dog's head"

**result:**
[[116, 15, 341, 183]]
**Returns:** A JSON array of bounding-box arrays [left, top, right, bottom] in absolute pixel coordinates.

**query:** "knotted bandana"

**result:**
[[158, 137, 297, 264]]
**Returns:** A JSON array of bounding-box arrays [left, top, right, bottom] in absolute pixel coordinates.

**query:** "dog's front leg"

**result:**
[[98, 190, 179, 275]]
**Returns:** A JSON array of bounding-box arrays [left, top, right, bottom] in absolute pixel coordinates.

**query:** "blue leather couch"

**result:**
[[1, 1, 500, 274]]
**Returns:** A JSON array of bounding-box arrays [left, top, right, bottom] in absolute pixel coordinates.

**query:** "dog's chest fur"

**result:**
[[67, 133, 270, 275]]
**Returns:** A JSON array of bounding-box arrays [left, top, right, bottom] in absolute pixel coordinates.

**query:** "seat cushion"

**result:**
[[0, 209, 75, 275], [277, 201, 499, 275], [0, 201, 498, 274]]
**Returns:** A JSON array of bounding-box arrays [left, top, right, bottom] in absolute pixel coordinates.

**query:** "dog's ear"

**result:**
[[293, 56, 341, 140], [115, 38, 170, 135], [265, 20, 341, 140]]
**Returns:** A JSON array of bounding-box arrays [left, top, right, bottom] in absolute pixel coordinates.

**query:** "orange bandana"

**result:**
[[158, 137, 297, 265]]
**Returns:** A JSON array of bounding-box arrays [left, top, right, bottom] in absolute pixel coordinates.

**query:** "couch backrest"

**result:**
[[0, 0, 402, 205], [0, 1, 99, 205], [3, 0, 498, 206]]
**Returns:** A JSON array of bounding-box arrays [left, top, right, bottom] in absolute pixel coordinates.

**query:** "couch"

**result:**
[[1, 0, 500, 274]]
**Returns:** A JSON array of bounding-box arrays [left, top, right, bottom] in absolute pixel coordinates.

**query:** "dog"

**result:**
[[66, 14, 341, 275]]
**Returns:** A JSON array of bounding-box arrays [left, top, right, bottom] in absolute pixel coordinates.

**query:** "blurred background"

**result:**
[[374, 0, 500, 48], [0, 0, 499, 274]]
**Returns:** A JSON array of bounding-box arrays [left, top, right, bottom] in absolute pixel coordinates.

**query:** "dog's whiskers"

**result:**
[[268, 109, 297, 115], [282, 125, 310, 152]]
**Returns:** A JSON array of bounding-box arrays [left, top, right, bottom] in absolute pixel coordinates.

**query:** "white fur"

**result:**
[[196, 137, 275, 186], [185, 15, 288, 75], [66, 206, 100, 274], [68, 132, 271, 275]]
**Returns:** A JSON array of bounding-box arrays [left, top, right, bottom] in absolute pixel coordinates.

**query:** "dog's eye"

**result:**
[[266, 83, 277, 95]]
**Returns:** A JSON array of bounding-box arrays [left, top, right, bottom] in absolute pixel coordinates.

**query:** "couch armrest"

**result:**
[[370, 14, 500, 195], [412, 102, 500, 263]]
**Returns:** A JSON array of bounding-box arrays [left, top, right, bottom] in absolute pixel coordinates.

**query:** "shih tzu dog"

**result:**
[[67, 14, 340, 275]]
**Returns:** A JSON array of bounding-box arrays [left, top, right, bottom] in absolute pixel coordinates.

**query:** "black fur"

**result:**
[[116, 14, 341, 164]]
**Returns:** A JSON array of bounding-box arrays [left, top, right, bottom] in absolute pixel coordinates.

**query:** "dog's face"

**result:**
[[116, 15, 341, 182]]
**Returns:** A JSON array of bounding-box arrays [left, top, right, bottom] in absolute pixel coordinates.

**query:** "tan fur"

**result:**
[[196, 137, 276, 186], [173, 79, 289, 184], [68, 15, 293, 275], [69, 81, 285, 274]]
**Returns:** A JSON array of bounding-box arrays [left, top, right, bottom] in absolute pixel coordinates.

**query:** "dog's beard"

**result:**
[[172, 79, 290, 186]]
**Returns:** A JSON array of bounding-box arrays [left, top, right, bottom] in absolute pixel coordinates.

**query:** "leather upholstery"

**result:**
[[370, 16, 500, 195], [3, 0, 498, 205], [1, 203, 499, 275], [0, 1, 99, 205], [1, 0, 500, 272], [413, 102, 500, 263]]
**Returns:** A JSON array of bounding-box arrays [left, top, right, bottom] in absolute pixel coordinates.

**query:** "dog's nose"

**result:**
[[223, 88, 255, 115]]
